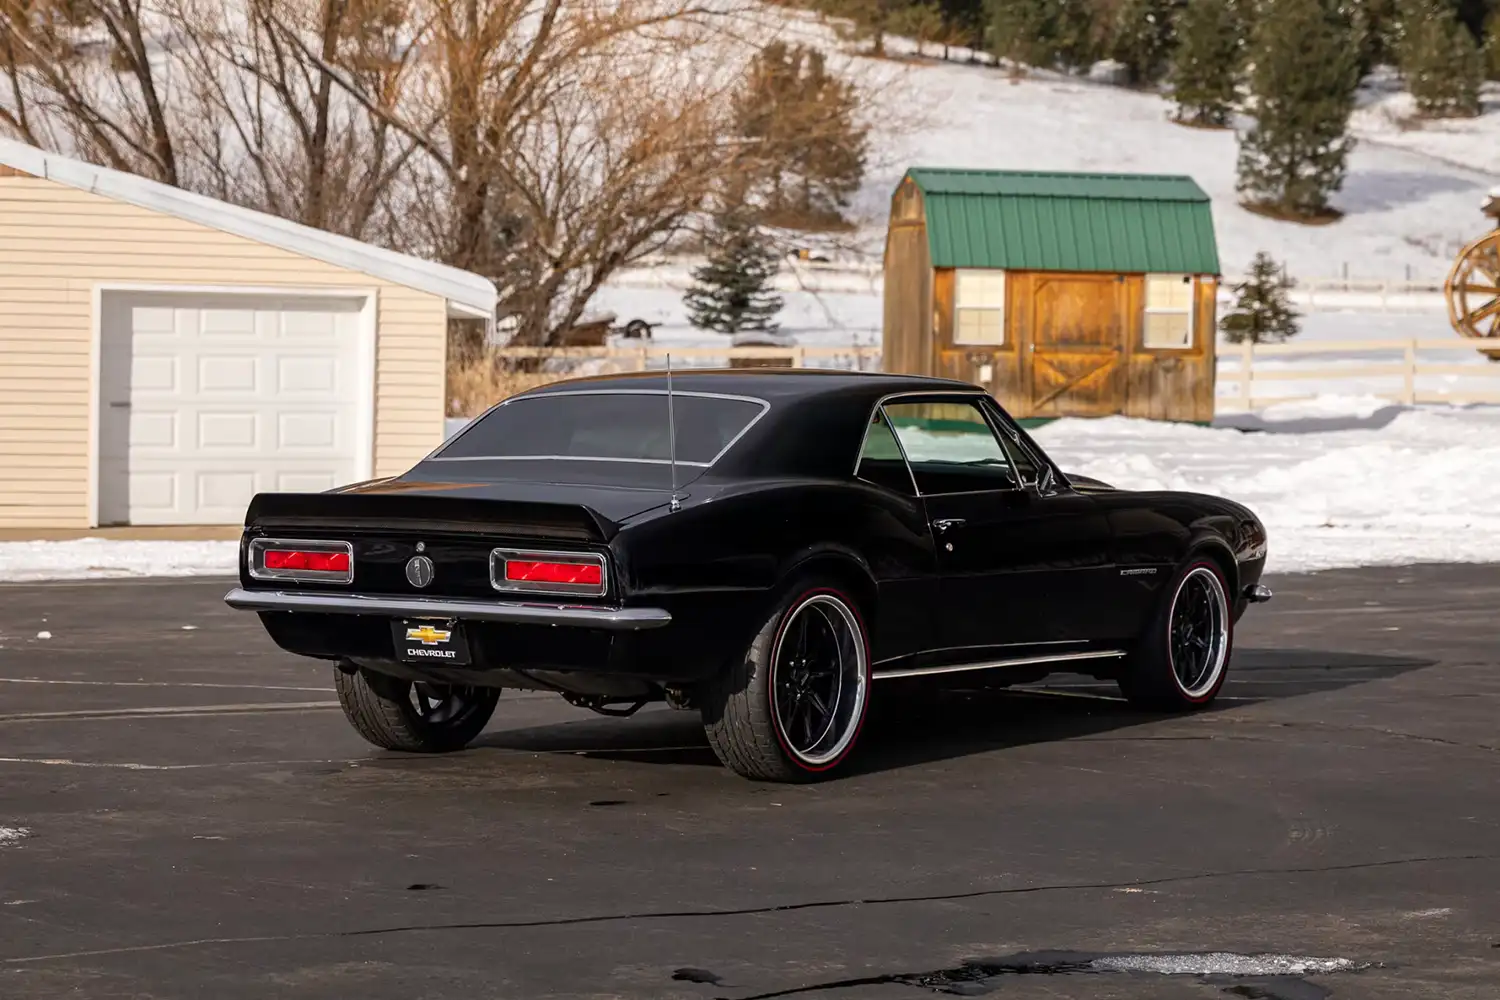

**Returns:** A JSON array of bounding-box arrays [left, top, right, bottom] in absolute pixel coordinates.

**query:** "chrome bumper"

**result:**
[[1243, 583, 1273, 604], [223, 588, 672, 631]]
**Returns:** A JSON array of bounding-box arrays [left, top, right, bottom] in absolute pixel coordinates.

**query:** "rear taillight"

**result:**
[[490, 549, 607, 597], [248, 538, 354, 585]]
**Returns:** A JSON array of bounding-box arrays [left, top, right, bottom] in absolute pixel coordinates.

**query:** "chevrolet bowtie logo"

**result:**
[[405, 625, 451, 645]]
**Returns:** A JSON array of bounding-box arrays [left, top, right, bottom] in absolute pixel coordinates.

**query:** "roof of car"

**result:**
[[523, 368, 981, 402]]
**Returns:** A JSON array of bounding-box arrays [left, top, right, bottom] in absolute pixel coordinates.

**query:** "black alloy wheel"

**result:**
[[702, 584, 871, 781], [1169, 566, 1230, 699], [1119, 560, 1232, 710]]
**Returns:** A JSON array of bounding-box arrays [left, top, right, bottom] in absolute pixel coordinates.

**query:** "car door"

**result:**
[[882, 395, 1114, 655], [979, 398, 1121, 642]]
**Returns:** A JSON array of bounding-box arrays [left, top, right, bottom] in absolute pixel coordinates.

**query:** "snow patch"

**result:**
[[34, 631, 50, 640], [0, 827, 30, 848], [1091, 952, 1363, 976], [1034, 405, 1500, 574], [0, 539, 238, 582]]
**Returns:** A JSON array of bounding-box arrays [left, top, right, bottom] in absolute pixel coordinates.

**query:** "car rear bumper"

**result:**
[[223, 588, 672, 631]]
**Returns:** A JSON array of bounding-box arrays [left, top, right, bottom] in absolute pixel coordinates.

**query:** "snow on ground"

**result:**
[[0, 539, 238, 583], [1035, 405, 1500, 574]]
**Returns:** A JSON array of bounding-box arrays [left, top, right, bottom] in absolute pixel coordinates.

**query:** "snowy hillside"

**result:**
[[845, 58, 1498, 282], [734, 9, 1500, 284]]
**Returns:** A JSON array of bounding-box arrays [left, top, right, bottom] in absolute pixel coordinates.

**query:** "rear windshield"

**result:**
[[436, 391, 768, 466]]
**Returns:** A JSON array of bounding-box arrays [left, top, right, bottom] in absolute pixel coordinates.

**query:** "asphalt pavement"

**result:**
[[0, 565, 1497, 999]]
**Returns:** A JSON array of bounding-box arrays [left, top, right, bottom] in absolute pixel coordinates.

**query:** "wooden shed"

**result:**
[[0, 137, 496, 530], [883, 168, 1221, 422]]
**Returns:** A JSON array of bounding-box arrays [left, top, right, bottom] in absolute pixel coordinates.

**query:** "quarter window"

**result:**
[[1143, 274, 1195, 348], [954, 269, 1005, 346], [855, 411, 916, 496], [883, 400, 1017, 494]]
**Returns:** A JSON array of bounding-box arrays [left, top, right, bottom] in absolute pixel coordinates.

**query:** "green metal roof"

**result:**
[[903, 168, 1220, 275]]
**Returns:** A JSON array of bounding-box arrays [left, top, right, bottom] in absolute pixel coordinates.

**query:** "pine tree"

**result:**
[[989, 0, 1057, 68], [1220, 252, 1301, 344], [987, 0, 1099, 72], [1170, 0, 1244, 124], [683, 214, 785, 336], [1109, 0, 1178, 86], [1486, 6, 1500, 81], [735, 42, 868, 227], [1399, 0, 1483, 117], [1236, 0, 1361, 219]]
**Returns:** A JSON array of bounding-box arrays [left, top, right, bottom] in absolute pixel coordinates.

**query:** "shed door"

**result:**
[[99, 292, 366, 525], [1027, 274, 1126, 417]]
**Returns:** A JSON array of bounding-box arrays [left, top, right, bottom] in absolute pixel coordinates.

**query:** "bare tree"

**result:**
[[168, 0, 421, 240], [1, 0, 415, 240], [270, 0, 781, 345], [0, 0, 180, 181]]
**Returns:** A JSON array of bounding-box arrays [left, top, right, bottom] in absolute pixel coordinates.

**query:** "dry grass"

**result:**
[[445, 356, 573, 417]]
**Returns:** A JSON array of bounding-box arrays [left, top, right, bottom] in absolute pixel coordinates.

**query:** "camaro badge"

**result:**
[[405, 625, 450, 645], [405, 554, 435, 588]]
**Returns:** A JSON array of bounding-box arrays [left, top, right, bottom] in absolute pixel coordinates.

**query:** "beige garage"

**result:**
[[0, 138, 495, 530]]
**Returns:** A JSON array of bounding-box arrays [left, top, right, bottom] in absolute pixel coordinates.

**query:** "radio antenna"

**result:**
[[666, 353, 681, 512]]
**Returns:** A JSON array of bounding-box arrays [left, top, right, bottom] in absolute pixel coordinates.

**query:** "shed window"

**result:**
[[954, 270, 1005, 345], [1143, 274, 1195, 348]]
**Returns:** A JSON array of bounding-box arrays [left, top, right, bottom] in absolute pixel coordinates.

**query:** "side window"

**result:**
[[855, 411, 916, 496], [883, 399, 1018, 495]]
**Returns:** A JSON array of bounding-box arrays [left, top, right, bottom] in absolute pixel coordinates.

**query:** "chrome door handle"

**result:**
[[932, 518, 966, 533]]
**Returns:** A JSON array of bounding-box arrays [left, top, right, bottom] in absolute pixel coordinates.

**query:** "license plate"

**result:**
[[391, 619, 471, 666]]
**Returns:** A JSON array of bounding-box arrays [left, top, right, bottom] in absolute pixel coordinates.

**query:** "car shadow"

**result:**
[[470, 646, 1435, 776]]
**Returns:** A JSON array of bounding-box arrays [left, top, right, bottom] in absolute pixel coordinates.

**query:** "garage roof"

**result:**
[[903, 167, 1220, 276], [0, 137, 497, 316]]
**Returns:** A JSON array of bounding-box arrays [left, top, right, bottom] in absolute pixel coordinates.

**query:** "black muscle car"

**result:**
[[226, 370, 1270, 782]]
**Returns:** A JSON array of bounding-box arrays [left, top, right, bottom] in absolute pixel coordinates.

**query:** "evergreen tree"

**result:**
[[1486, 5, 1500, 80], [987, 0, 1099, 72], [1220, 252, 1301, 344], [1236, 0, 1361, 218], [735, 42, 869, 227], [1399, 0, 1484, 116], [683, 214, 785, 336], [988, 0, 1057, 67], [1170, 0, 1244, 123], [1109, 0, 1178, 86]]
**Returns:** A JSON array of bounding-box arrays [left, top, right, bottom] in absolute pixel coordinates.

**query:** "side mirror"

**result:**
[[1035, 465, 1058, 496]]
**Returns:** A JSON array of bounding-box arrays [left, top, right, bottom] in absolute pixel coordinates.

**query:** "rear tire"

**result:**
[[701, 583, 871, 782], [334, 666, 499, 752], [1118, 559, 1233, 711]]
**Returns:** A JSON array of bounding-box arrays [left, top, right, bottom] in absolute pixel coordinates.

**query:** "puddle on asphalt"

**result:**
[[702, 950, 1370, 1000]]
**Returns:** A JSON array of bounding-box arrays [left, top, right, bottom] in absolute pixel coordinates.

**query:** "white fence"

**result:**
[[610, 261, 1451, 312], [1214, 337, 1500, 411]]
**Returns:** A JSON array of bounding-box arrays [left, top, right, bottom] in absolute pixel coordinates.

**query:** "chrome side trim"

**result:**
[[872, 648, 1127, 680], [223, 588, 671, 630]]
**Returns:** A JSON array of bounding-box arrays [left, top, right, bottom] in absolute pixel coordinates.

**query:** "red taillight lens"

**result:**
[[505, 559, 603, 587], [264, 549, 350, 573]]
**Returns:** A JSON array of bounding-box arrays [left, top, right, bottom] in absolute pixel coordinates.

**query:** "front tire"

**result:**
[[701, 584, 871, 782], [335, 666, 499, 752], [1118, 560, 1233, 711]]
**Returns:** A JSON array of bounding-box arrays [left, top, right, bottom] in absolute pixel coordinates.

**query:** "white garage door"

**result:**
[[98, 292, 368, 526]]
